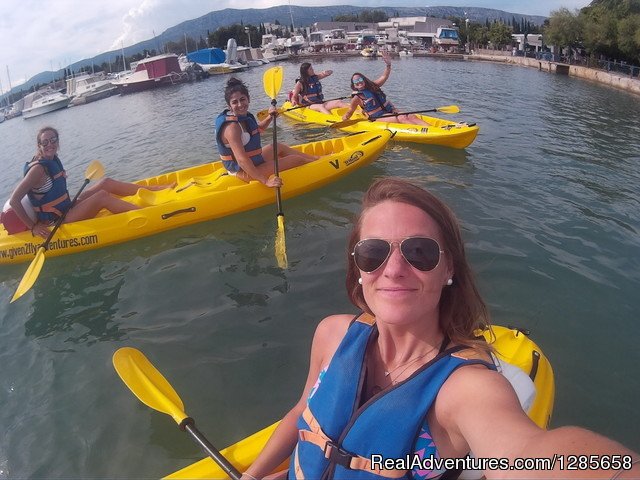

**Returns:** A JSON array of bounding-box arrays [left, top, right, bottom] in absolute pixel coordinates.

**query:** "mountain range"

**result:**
[[9, 5, 547, 97]]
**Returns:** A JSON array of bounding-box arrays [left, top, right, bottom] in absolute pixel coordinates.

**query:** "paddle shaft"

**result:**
[[330, 105, 460, 129], [271, 99, 283, 216], [374, 107, 442, 119], [41, 177, 91, 250], [184, 422, 242, 480]]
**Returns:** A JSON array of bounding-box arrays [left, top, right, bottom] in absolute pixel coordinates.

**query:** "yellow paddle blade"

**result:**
[[113, 347, 189, 426], [256, 108, 284, 121], [437, 105, 460, 114], [86, 160, 105, 180], [275, 215, 288, 269], [10, 247, 46, 303], [263, 66, 283, 101]]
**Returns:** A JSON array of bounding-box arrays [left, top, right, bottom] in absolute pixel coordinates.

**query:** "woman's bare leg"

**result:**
[[78, 177, 174, 202], [263, 143, 318, 164], [64, 190, 139, 222]]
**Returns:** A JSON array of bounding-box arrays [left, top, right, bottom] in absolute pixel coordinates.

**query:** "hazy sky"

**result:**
[[0, 0, 589, 90]]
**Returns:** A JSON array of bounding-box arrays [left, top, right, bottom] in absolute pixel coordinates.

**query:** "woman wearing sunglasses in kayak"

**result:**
[[341, 50, 431, 126], [8, 126, 173, 240], [242, 178, 638, 480]]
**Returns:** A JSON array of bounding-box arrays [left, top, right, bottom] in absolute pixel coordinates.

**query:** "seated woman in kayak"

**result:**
[[241, 178, 639, 480], [290, 62, 348, 115], [342, 50, 431, 126], [9, 126, 173, 240], [216, 77, 317, 188]]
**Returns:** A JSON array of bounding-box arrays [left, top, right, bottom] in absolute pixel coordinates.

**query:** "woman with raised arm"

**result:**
[[342, 51, 431, 126], [290, 62, 348, 115]]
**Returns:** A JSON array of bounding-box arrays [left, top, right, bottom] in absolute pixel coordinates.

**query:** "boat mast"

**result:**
[[121, 41, 128, 71], [289, 0, 296, 32]]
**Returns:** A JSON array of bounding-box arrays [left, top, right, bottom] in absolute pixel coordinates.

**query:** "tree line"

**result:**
[[544, 0, 640, 63]]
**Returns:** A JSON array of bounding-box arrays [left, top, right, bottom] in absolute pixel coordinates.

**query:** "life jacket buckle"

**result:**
[[324, 441, 354, 469]]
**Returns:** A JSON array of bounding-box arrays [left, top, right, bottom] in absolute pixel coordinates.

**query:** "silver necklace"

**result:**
[[383, 345, 437, 379]]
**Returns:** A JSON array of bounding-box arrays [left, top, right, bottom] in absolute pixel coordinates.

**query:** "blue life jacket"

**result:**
[[356, 89, 395, 119], [290, 313, 496, 480], [300, 75, 324, 105], [214, 110, 264, 173], [24, 156, 71, 223]]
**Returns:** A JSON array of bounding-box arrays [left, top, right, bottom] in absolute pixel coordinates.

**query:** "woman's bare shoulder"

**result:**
[[315, 314, 354, 339], [311, 314, 356, 362]]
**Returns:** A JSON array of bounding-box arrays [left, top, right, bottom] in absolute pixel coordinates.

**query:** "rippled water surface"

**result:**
[[0, 57, 639, 478]]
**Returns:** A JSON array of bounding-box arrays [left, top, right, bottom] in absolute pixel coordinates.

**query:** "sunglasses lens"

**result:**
[[401, 237, 441, 271], [353, 239, 390, 273]]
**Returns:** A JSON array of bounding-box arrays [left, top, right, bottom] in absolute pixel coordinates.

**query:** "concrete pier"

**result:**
[[464, 53, 640, 96]]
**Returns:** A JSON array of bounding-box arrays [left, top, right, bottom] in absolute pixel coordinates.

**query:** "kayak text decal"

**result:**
[[0, 234, 99, 260], [345, 150, 364, 166]]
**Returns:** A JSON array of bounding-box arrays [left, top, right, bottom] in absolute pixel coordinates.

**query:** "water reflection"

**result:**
[[24, 260, 125, 345]]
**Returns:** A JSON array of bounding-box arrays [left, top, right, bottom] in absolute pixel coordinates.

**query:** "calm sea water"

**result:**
[[0, 57, 639, 478]]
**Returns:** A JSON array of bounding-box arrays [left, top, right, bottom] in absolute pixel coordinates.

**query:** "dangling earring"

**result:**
[[358, 277, 363, 285], [446, 278, 453, 286]]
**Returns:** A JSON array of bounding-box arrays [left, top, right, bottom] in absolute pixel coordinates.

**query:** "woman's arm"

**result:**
[[291, 81, 303, 106], [257, 107, 276, 132], [222, 123, 270, 185], [317, 69, 333, 80], [9, 165, 50, 237], [433, 366, 639, 479], [243, 314, 352, 479], [373, 51, 392, 87], [342, 95, 361, 121]]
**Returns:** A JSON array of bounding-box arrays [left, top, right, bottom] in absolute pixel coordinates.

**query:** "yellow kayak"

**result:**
[[268, 101, 479, 149], [0, 131, 392, 264], [166, 325, 555, 479]]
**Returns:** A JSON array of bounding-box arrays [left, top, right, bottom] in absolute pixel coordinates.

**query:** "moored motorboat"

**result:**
[[160, 325, 555, 479], [0, 131, 392, 264], [112, 54, 189, 94], [67, 72, 117, 106], [21, 89, 71, 119], [269, 101, 479, 149]]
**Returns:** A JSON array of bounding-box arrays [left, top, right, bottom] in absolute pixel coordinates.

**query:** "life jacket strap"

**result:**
[[299, 408, 407, 479], [33, 192, 70, 216], [219, 147, 262, 162]]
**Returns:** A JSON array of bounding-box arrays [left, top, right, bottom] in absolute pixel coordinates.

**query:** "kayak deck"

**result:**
[[274, 102, 479, 149], [0, 131, 392, 264]]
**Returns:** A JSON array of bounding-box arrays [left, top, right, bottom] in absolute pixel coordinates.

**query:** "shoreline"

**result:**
[[284, 50, 640, 97], [464, 52, 640, 97]]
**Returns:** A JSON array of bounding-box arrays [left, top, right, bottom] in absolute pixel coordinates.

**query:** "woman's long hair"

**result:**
[[298, 62, 312, 95]]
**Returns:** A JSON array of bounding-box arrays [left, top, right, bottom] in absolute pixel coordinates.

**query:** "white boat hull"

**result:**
[[22, 97, 71, 119]]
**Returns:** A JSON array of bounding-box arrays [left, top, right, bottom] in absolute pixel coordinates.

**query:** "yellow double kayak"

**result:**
[[0, 131, 392, 264], [270, 101, 479, 149], [166, 325, 555, 479]]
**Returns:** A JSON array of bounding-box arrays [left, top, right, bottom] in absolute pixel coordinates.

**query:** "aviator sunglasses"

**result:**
[[39, 136, 58, 147], [352, 237, 444, 273]]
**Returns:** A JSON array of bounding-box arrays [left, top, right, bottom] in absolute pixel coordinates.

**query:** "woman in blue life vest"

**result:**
[[8, 126, 173, 239], [241, 178, 639, 480], [342, 50, 431, 126], [216, 77, 317, 187], [290, 62, 348, 115]]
